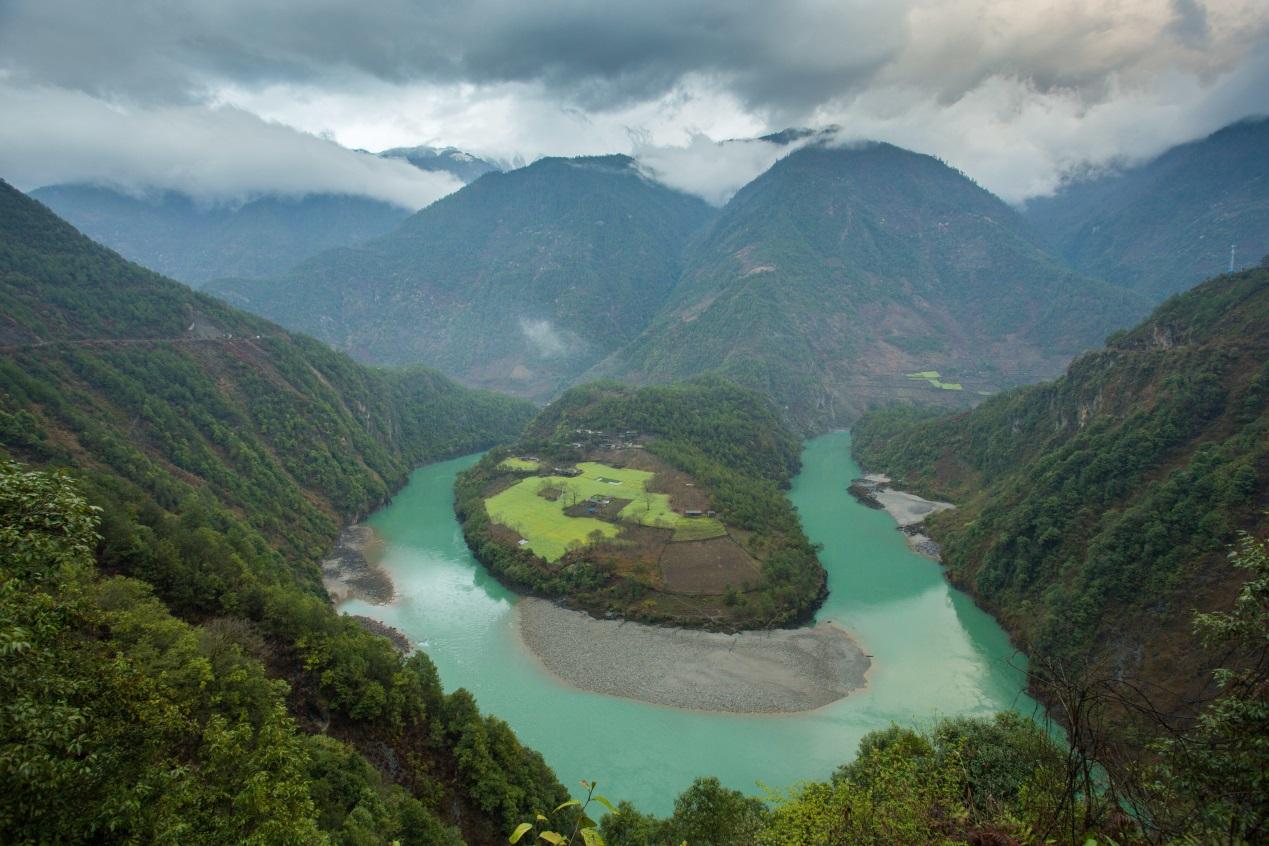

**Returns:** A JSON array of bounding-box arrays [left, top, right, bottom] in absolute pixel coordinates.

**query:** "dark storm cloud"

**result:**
[[1169, 0, 1211, 46], [5, 0, 1260, 118], [0, 0, 906, 113], [1, 0, 1266, 205]]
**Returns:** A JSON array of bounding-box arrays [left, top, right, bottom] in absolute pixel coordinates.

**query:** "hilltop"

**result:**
[[29, 185, 412, 286], [1024, 117, 1269, 301], [454, 379, 827, 630]]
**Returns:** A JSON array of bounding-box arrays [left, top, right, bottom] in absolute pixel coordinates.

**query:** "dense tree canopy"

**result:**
[[0, 180, 562, 844]]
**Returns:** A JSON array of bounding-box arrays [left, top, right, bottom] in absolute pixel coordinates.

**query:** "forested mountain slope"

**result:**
[[0, 180, 565, 844], [595, 142, 1150, 432], [853, 265, 1268, 717], [211, 156, 715, 399], [30, 184, 411, 286], [1024, 117, 1269, 301]]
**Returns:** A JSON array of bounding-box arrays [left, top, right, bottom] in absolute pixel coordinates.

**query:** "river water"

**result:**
[[339, 431, 1037, 815]]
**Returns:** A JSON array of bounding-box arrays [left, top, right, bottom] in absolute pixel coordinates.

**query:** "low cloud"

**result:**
[[519, 318, 573, 358], [815, 42, 1269, 203], [0, 84, 462, 208], [633, 134, 811, 205]]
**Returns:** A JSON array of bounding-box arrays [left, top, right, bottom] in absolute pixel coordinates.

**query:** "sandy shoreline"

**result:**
[[515, 598, 870, 714], [853, 473, 953, 559]]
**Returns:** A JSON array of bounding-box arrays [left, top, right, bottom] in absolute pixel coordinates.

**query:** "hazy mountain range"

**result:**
[[212, 155, 715, 399], [1024, 117, 1269, 301], [28, 118, 1269, 432], [591, 142, 1148, 429], [28, 145, 501, 287]]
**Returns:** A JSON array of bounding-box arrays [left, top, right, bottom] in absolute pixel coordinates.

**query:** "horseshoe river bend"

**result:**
[[337, 431, 1038, 814]]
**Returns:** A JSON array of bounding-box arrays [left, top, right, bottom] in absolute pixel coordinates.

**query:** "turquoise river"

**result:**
[[339, 431, 1038, 815]]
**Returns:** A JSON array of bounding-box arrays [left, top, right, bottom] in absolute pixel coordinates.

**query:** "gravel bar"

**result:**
[[322, 525, 393, 604], [860, 473, 954, 559], [516, 598, 871, 713]]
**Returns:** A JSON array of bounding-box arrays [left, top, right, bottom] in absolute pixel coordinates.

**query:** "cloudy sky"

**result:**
[[1, 0, 1267, 208]]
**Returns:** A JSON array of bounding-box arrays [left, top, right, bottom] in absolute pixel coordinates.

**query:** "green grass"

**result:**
[[485, 461, 725, 561], [906, 371, 963, 391], [498, 457, 541, 472]]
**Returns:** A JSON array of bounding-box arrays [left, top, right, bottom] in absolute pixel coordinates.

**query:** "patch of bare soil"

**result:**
[[660, 535, 761, 595], [348, 615, 412, 653]]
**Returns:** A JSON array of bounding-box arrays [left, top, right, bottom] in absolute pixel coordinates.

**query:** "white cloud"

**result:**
[[0, 84, 462, 208], [1, 0, 1266, 205], [519, 318, 574, 358], [815, 42, 1269, 203], [632, 134, 810, 205]]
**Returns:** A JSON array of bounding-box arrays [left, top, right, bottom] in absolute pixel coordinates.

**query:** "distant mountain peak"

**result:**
[[377, 145, 500, 183], [209, 150, 716, 400]]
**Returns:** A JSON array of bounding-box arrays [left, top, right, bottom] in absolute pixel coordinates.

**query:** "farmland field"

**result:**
[[498, 456, 541, 471], [485, 461, 726, 561], [906, 370, 964, 391]]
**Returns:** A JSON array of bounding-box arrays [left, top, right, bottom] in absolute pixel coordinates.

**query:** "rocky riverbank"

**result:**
[[516, 597, 870, 713], [348, 615, 413, 653], [849, 474, 953, 560], [322, 525, 394, 604]]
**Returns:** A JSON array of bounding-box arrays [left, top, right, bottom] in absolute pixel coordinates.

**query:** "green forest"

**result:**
[[853, 268, 1267, 699], [595, 142, 1150, 431], [0, 180, 565, 844], [2, 173, 1267, 844], [852, 268, 1269, 840], [210, 156, 714, 400]]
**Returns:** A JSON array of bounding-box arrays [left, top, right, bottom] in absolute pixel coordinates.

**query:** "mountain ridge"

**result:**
[[594, 141, 1151, 432], [1023, 116, 1269, 300], [0, 178, 566, 844], [211, 154, 717, 399], [853, 264, 1269, 720]]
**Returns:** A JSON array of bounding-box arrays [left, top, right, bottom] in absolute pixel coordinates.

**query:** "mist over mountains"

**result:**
[[30, 145, 502, 287], [5, 1, 1269, 842], [24, 116, 1264, 434], [1024, 117, 1269, 301]]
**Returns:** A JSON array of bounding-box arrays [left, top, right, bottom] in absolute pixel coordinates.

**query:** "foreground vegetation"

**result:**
[[456, 380, 827, 629], [0, 181, 564, 844]]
